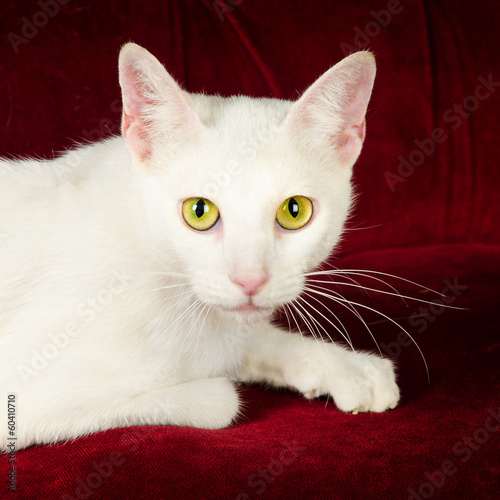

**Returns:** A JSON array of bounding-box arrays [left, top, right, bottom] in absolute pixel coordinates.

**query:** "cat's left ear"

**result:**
[[288, 52, 376, 168], [118, 43, 202, 161]]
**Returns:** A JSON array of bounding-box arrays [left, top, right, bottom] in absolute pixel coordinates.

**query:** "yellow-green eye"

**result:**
[[276, 196, 313, 230], [182, 198, 220, 231]]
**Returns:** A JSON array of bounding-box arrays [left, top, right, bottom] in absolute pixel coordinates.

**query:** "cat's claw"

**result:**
[[304, 388, 319, 399]]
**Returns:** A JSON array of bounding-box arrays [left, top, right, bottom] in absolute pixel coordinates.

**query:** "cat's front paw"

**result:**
[[288, 348, 400, 414], [169, 377, 240, 430], [332, 352, 400, 413]]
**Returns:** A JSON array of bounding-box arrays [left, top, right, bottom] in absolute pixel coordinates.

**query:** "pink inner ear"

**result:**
[[354, 119, 366, 142], [120, 62, 154, 160], [119, 45, 203, 162], [289, 53, 375, 166], [122, 111, 151, 160], [330, 119, 366, 165], [331, 81, 370, 164], [340, 75, 373, 130]]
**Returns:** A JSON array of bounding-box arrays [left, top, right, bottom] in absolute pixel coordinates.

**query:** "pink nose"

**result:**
[[232, 272, 269, 296]]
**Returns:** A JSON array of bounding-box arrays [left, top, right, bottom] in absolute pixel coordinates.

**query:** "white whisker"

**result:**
[[141, 288, 194, 307], [298, 292, 354, 350], [304, 268, 449, 299], [290, 300, 321, 342], [309, 268, 404, 302], [188, 302, 210, 362], [305, 284, 430, 382], [172, 298, 206, 381], [141, 283, 190, 293], [304, 284, 382, 356], [367, 317, 416, 326], [306, 278, 448, 308], [283, 303, 307, 348], [293, 298, 329, 346], [280, 303, 293, 334], [131, 270, 192, 279], [168, 297, 203, 333]]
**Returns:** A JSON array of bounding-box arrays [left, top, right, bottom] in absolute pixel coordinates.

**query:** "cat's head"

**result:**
[[118, 43, 375, 324]]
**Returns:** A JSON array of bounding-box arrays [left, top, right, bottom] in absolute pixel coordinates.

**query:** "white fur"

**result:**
[[0, 44, 398, 451]]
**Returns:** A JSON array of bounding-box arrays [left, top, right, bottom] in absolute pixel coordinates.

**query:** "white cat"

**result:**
[[0, 43, 399, 451]]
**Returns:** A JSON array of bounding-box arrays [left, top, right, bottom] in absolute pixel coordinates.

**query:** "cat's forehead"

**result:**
[[185, 92, 292, 136], [166, 95, 307, 194], [164, 93, 336, 204]]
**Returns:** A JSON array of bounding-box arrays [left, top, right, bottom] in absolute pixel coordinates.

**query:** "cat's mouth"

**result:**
[[236, 302, 262, 312], [220, 299, 275, 323]]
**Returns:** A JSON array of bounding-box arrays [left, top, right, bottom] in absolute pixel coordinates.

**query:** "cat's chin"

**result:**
[[219, 304, 275, 324]]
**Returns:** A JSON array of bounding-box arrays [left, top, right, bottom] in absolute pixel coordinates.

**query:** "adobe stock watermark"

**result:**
[[408, 404, 500, 499], [226, 324, 253, 356], [340, 0, 405, 55], [16, 269, 131, 383], [61, 426, 156, 500], [62, 98, 121, 173], [385, 74, 500, 192], [78, 98, 122, 144], [380, 277, 466, 360], [236, 440, 307, 499], [203, 117, 289, 199], [7, 0, 71, 54], [6, 394, 17, 493], [212, 0, 244, 21]]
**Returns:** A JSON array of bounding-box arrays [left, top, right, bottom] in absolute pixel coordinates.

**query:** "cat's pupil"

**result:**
[[288, 198, 299, 218], [194, 199, 207, 219]]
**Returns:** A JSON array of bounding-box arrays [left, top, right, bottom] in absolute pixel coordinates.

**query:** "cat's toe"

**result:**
[[327, 352, 400, 413], [365, 357, 400, 412]]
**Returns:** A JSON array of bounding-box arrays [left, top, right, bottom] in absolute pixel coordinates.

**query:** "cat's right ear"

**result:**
[[118, 43, 202, 161], [288, 52, 376, 169]]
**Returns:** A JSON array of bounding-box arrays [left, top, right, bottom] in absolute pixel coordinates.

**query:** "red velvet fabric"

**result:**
[[1, 1, 499, 498]]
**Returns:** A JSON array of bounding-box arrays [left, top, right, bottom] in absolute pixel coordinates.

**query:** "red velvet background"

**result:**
[[1, 1, 499, 499]]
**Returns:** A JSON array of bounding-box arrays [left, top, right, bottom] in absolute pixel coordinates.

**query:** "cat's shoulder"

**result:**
[[0, 136, 127, 193]]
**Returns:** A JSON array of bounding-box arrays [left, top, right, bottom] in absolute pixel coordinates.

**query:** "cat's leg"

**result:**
[[112, 377, 240, 429], [1, 377, 238, 451], [236, 326, 399, 413]]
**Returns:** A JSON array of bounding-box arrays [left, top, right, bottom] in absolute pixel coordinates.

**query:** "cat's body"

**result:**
[[0, 44, 399, 451]]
